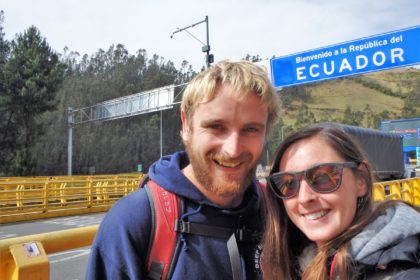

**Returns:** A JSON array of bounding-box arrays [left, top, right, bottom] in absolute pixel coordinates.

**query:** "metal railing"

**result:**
[[0, 176, 419, 279], [372, 177, 420, 206], [1, 175, 419, 224], [0, 173, 144, 224], [0, 225, 98, 279]]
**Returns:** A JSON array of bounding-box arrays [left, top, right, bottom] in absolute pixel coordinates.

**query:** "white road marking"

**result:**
[[0, 232, 18, 239], [49, 249, 91, 264], [43, 215, 103, 227]]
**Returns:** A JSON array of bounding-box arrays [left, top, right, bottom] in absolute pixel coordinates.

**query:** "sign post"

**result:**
[[271, 25, 420, 88]]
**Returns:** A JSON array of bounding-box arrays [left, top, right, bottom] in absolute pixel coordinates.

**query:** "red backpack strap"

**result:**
[[138, 174, 149, 189], [144, 180, 182, 280]]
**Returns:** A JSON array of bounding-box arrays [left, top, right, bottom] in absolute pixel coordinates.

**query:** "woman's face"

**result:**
[[279, 135, 367, 246]]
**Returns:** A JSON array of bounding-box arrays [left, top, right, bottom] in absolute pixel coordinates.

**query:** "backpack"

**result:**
[[138, 175, 266, 280]]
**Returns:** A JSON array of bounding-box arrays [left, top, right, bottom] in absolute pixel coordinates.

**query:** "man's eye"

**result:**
[[208, 124, 224, 130], [244, 127, 260, 133]]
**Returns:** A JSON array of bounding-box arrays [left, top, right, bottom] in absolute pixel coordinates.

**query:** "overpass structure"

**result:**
[[67, 84, 185, 175]]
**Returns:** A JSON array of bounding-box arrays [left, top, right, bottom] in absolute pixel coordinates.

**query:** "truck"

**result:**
[[337, 124, 405, 181]]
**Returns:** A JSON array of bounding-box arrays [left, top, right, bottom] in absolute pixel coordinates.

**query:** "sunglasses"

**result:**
[[268, 162, 358, 199]]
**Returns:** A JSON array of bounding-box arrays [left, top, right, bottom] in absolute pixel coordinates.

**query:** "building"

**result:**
[[380, 118, 420, 165]]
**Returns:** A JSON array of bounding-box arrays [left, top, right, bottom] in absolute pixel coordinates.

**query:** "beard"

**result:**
[[185, 141, 259, 198]]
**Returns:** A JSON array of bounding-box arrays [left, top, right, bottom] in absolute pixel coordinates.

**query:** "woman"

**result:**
[[263, 123, 420, 280]]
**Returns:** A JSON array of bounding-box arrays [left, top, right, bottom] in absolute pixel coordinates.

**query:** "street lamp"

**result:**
[[171, 16, 214, 68]]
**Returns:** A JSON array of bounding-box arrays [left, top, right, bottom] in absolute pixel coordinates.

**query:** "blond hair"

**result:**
[[181, 60, 280, 134]]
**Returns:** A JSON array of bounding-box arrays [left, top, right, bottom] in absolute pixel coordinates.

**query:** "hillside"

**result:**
[[279, 67, 420, 128]]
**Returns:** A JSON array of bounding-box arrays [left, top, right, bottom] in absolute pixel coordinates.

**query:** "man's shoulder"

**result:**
[[110, 187, 151, 214], [97, 188, 152, 237]]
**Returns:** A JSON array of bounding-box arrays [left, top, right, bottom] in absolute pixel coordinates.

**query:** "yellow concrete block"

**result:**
[[9, 241, 49, 280]]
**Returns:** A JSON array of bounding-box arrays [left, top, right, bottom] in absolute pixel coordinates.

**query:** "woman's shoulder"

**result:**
[[350, 202, 420, 279], [364, 266, 420, 280], [363, 202, 420, 236]]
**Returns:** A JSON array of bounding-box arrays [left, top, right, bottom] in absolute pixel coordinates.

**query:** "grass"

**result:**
[[280, 68, 420, 125]]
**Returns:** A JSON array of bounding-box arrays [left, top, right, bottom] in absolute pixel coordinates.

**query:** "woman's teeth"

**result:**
[[304, 210, 328, 220]]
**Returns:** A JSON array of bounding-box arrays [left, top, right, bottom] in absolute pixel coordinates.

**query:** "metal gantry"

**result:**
[[67, 84, 183, 175]]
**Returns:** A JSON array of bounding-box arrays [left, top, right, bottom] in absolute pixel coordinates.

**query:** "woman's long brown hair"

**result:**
[[262, 123, 378, 280]]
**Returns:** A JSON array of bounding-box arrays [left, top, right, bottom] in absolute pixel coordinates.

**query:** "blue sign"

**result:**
[[271, 25, 420, 88]]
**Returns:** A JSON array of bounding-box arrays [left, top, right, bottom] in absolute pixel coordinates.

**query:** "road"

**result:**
[[0, 213, 106, 280]]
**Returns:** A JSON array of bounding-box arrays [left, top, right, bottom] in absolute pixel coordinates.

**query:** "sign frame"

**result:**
[[270, 25, 420, 88]]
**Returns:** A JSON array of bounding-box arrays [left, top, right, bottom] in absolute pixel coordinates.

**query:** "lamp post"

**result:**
[[67, 107, 74, 175], [171, 16, 214, 68]]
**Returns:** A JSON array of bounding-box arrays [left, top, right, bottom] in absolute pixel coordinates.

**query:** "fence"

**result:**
[[0, 176, 419, 279], [372, 177, 420, 206], [0, 173, 144, 224], [0, 225, 98, 279]]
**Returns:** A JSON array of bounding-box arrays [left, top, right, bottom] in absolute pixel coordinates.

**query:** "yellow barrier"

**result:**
[[372, 177, 420, 206], [1, 175, 418, 224], [0, 177, 418, 280], [0, 174, 144, 224], [0, 225, 98, 280]]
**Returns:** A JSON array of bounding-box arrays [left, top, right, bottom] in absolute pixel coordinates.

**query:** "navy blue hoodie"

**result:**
[[85, 151, 265, 279]]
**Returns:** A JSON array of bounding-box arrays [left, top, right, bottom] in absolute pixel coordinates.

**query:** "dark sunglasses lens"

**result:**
[[306, 164, 341, 192], [271, 173, 299, 197]]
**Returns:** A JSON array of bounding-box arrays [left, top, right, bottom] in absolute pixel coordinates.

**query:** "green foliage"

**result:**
[[0, 11, 11, 176], [31, 44, 195, 175], [401, 79, 420, 118], [0, 25, 65, 175], [0, 11, 9, 66], [282, 85, 311, 105], [243, 54, 262, 62], [349, 75, 403, 98], [294, 104, 316, 129], [1, 19, 419, 176]]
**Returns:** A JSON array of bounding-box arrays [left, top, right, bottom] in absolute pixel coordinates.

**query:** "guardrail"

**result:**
[[372, 177, 420, 206], [0, 173, 144, 224], [0, 177, 419, 279], [0, 225, 98, 280]]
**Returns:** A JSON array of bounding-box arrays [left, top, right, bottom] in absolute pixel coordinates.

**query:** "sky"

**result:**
[[1, 0, 420, 72]]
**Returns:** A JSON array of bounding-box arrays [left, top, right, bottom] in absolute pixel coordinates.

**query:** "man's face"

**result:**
[[181, 84, 268, 201]]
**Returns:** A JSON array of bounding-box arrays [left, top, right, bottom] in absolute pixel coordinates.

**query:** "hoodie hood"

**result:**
[[147, 151, 262, 212], [349, 203, 420, 266]]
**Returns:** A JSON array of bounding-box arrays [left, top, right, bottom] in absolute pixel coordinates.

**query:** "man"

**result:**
[[86, 60, 280, 279]]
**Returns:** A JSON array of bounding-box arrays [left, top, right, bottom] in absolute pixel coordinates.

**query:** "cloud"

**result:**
[[2, 0, 420, 71]]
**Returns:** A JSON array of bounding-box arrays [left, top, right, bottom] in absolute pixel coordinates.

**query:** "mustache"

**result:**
[[210, 152, 253, 163]]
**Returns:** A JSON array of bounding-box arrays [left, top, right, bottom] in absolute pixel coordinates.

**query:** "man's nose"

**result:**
[[222, 132, 242, 158]]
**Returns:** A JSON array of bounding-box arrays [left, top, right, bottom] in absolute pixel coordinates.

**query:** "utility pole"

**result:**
[[67, 107, 74, 176], [171, 16, 214, 68]]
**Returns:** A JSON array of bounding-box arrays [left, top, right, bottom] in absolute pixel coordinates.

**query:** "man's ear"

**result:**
[[356, 162, 369, 197], [180, 111, 190, 142]]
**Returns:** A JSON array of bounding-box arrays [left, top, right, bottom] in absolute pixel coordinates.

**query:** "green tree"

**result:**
[[341, 106, 364, 126], [294, 104, 317, 129], [35, 44, 187, 175], [402, 79, 420, 118], [0, 11, 8, 66], [2, 26, 65, 175], [0, 11, 12, 174], [243, 54, 262, 62]]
